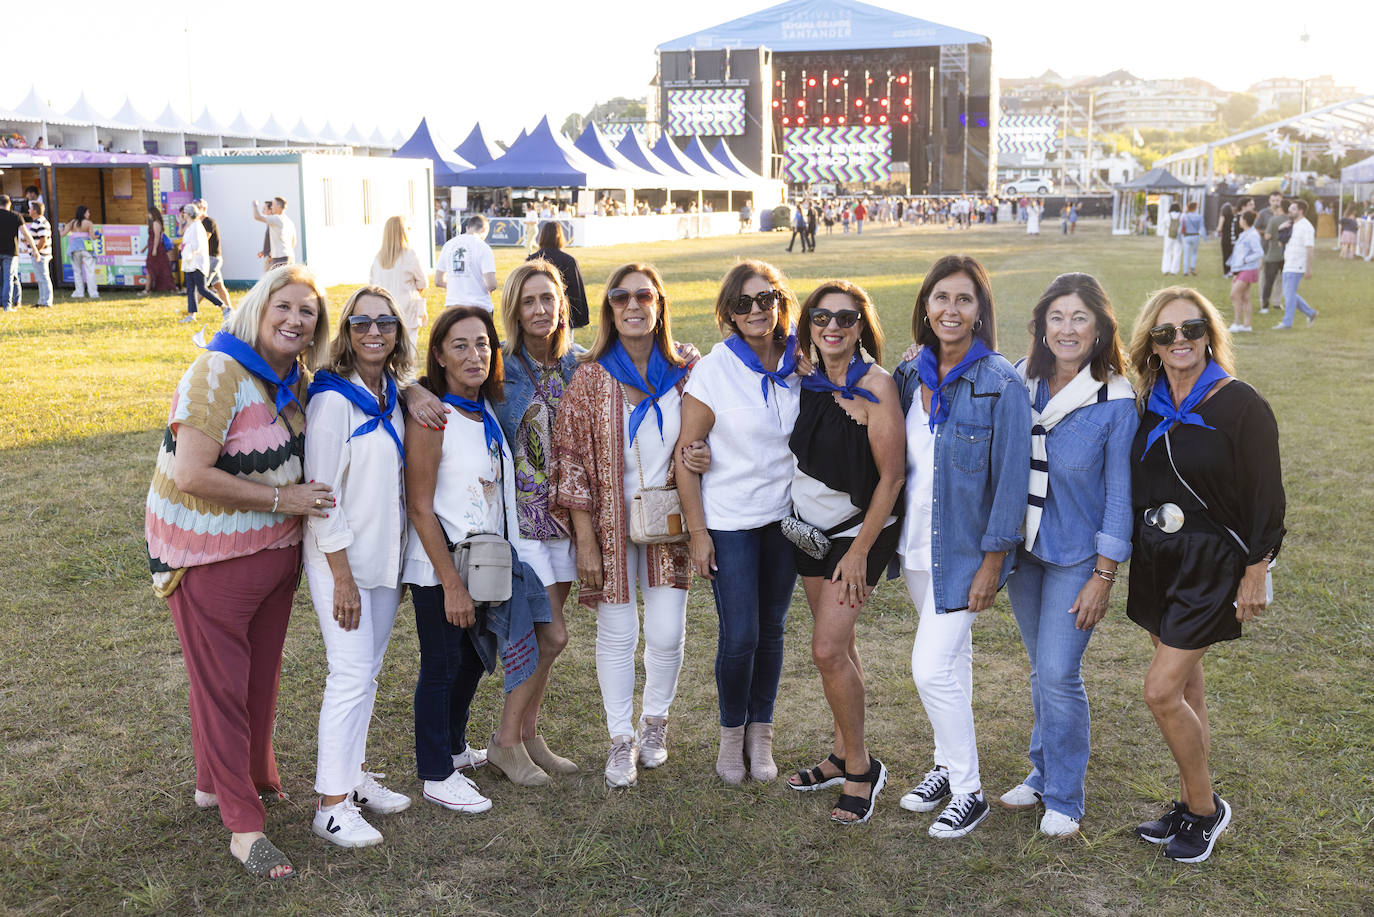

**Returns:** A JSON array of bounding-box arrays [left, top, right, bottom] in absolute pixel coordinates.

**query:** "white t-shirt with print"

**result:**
[[437, 232, 496, 308]]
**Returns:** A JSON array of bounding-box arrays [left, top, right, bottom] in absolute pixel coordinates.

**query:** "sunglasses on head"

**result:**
[[731, 289, 780, 315], [809, 308, 863, 329], [347, 314, 400, 334], [1148, 318, 1207, 347], [608, 287, 657, 308]]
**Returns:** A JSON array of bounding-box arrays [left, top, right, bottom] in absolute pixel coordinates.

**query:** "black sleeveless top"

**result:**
[[789, 387, 904, 517]]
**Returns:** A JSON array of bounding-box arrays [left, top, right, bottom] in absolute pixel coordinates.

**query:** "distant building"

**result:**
[[1093, 79, 1225, 132], [1247, 75, 1360, 113]]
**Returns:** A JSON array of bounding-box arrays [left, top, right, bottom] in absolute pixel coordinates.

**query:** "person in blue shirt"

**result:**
[[889, 254, 1031, 839], [1179, 202, 1205, 276], [998, 273, 1138, 837]]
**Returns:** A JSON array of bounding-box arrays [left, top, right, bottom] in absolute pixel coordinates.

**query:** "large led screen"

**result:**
[[666, 88, 747, 136], [784, 126, 891, 183]]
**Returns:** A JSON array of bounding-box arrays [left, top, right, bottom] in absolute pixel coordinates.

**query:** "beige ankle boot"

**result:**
[[486, 737, 551, 787], [745, 722, 778, 782], [716, 725, 747, 785], [524, 735, 580, 775]]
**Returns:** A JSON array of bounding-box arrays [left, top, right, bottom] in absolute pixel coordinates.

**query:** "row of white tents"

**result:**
[[0, 88, 403, 155]]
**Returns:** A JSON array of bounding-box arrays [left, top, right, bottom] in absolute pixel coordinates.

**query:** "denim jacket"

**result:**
[[890, 350, 1031, 612], [491, 344, 584, 445], [1025, 378, 1138, 567], [1226, 226, 1264, 273]]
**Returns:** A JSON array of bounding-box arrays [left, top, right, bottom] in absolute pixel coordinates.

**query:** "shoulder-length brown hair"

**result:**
[[501, 259, 570, 361], [1128, 286, 1234, 408], [796, 279, 885, 365], [537, 221, 564, 251], [421, 305, 505, 402], [713, 259, 798, 340], [325, 285, 415, 382], [581, 262, 686, 367], [912, 254, 997, 352], [1024, 272, 1127, 382]]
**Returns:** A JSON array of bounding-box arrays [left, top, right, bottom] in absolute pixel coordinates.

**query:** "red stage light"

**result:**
[[855, 98, 864, 108], [822, 115, 831, 125], [807, 77, 817, 87], [838, 116, 846, 124], [782, 116, 791, 125], [904, 97, 913, 107], [772, 99, 780, 109], [866, 77, 873, 84], [797, 116, 806, 125], [880, 98, 889, 108], [900, 114, 910, 124], [797, 99, 805, 108], [898, 74, 909, 85], [831, 77, 841, 86], [775, 80, 782, 87], [863, 115, 872, 124], [879, 114, 888, 124]]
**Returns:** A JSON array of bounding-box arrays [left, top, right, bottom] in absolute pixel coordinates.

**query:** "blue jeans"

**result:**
[[1005, 552, 1097, 819], [33, 258, 52, 305], [0, 255, 16, 308], [709, 523, 796, 727], [1181, 235, 1201, 272], [1280, 271, 1317, 326], [411, 584, 489, 781], [184, 269, 223, 315]]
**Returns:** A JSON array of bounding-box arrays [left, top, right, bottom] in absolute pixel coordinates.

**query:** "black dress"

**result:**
[[1126, 380, 1285, 649], [788, 388, 903, 585], [1219, 214, 1237, 277], [528, 247, 589, 328]]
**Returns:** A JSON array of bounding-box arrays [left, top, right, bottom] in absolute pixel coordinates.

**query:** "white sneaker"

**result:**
[[997, 783, 1042, 810], [605, 735, 638, 788], [423, 769, 492, 813], [177, 314, 195, 323], [452, 746, 488, 772], [899, 765, 950, 812], [637, 716, 669, 768], [313, 798, 383, 848], [1227, 323, 1242, 333], [351, 771, 411, 815], [1040, 809, 1081, 837]]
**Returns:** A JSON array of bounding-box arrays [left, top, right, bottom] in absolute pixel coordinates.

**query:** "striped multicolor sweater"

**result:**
[[145, 350, 307, 594]]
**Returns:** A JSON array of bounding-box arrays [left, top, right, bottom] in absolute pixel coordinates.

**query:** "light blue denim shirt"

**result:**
[[1026, 378, 1138, 567], [491, 344, 584, 445], [890, 351, 1032, 612]]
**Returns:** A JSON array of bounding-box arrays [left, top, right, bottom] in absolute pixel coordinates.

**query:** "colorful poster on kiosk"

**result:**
[[60, 225, 150, 287], [784, 127, 891, 184]]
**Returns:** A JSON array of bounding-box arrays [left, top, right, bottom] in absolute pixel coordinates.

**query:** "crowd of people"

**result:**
[[144, 231, 1285, 880]]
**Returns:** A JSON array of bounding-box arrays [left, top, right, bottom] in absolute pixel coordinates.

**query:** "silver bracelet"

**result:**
[[271, 486, 280, 513]]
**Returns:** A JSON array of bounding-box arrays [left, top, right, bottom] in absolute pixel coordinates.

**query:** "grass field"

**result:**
[[1, 221, 1371, 916]]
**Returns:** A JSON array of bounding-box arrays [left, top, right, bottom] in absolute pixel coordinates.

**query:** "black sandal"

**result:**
[[788, 753, 845, 792], [830, 756, 887, 825]]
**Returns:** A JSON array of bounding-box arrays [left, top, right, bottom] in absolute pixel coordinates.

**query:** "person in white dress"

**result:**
[[369, 216, 429, 351]]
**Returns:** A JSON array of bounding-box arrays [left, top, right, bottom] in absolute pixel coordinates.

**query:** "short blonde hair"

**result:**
[[223, 264, 331, 371], [1128, 286, 1234, 407], [326, 285, 415, 382], [500, 260, 570, 360]]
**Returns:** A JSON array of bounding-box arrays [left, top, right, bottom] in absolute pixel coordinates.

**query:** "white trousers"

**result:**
[[1161, 237, 1182, 274], [70, 251, 98, 297], [305, 564, 402, 796], [905, 568, 981, 794], [595, 542, 687, 738]]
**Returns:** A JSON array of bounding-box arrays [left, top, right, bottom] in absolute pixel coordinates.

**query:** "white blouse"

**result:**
[[303, 375, 407, 589], [402, 413, 519, 587], [621, 387, 682, 510], [683, 340, 800, 531], [899, 397, 936, 571]]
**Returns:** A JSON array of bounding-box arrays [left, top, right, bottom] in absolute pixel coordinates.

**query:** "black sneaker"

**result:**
[[1135, 800, 1187, 845], [899, 765, 951, 813], [1164, 794, 1231, 863], [928, 792, 990, 838]]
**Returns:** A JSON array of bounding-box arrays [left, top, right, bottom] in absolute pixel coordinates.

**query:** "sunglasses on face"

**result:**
[[608, 287, 658, 308], [1148, 318, 1207, 347], [347, 314, 400, 334], [731, 289, 780, 315], [809, 308, 863, 329]]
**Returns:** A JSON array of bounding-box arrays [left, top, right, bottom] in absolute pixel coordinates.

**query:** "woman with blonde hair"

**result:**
[[370, 216, 429, 350], [554, 263, 700, 788], [303, 285, 415, 848], [1125, 287, 1284, 864]]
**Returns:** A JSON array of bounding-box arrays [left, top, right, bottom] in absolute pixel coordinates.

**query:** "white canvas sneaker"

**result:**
[[423, 770, 493, 814], [313, 798, 383, 848], [1040, 809, 1081, 837], [351, 771, 411, 815]]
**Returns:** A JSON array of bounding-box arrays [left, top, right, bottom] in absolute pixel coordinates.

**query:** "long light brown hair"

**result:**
[[377, 215, 409, 270], [325, 285, 414, 382], [580, 262, 686, 367], [500, 259, 570, 361]]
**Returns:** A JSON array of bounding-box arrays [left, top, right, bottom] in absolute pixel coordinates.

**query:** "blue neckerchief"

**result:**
[[915, 339, 994, 430], [598, 339, 688, 444], [1140, 360, 1230, 459], [442, 392, 505, 454], [800, 351, 879, 403], [724, 332, 797, 403], [306, 370, 405, 464], [204, 330, 303, 424]]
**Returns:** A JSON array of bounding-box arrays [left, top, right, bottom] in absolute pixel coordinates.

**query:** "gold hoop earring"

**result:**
[[973, 319, 983, 332], [922, 314, 931, 327], [1147, 353, 1163, 370]]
